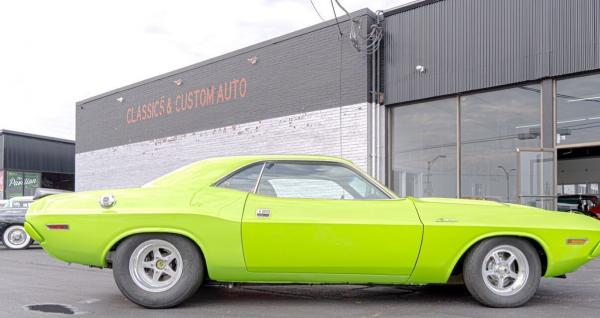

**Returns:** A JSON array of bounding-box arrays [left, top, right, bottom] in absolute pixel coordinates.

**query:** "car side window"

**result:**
[[256, 162, 389, 200], [217, 163, 263, 192]]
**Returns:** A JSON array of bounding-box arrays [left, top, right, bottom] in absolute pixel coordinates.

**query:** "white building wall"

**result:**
[[76, 103, 368, 191]]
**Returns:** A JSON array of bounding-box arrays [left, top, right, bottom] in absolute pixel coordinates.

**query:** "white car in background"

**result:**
[[0, 196, 34, 249]]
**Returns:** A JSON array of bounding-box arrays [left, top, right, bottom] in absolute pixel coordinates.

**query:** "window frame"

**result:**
[[213, 162, 266, 193], [213, 160, 396, 200]]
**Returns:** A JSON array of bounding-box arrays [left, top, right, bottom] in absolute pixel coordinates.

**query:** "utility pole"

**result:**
[[497, 165, 516, 202], [425, 155, 446, 196]]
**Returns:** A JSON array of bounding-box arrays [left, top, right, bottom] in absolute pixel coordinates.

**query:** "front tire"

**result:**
[[112, 234, 204, 308], [2, 225, 33, 250], [463, 237, 541, 308]]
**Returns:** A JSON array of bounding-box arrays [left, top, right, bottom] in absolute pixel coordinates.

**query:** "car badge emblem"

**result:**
[[435, 217, 458, 223], [99, 194, 117, 209]]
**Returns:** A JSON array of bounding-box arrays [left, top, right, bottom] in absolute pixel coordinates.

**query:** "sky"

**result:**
[[0, 0, 410, 140]]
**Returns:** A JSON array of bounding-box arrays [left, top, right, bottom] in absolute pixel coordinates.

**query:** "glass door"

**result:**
[[517, 149, 555, 209]]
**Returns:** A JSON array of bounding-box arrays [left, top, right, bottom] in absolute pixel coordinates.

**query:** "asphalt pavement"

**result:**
[[1, 246, 600, 318]]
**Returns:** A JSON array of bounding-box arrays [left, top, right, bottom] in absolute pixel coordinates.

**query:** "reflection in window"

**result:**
[[266, 179, 354, 199], [563, 184, 576, 195], [460, 85, 541, 203], [557, 74, 600, 146], [257, 162, 389, 200], [390, 99, 457, 198], [218, 164, 263, 192], [590, 184, 599, 195]]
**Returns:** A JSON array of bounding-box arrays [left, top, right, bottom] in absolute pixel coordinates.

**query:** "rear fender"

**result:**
[[100, 227, 207, 267]]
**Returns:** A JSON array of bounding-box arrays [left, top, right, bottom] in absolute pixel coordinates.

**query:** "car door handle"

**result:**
[[256, 208, 271, 218]]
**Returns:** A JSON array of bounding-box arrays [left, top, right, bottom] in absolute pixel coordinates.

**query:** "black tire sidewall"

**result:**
[[112, 234, 204, 308], [463, 237, 542, 308]]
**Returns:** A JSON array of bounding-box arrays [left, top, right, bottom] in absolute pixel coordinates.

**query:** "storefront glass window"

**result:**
[[5, 171, 24, 199], [2, 171, 41, 198], [0, 170, 4, 200], [23, 172, 41, 196], [460, 85, 541, 203], [557, 73, 600, 146], [390, 98, 457, 198]]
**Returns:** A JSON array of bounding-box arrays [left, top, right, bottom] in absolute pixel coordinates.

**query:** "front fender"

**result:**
[[408, 229, 553, 284], [446, 231, 551, 278]]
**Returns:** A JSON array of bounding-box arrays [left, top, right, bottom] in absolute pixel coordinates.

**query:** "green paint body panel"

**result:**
[[242, 195, 422, 277], [25, 155, 600, 285]]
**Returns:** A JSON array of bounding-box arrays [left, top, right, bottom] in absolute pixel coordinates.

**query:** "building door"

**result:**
[[517, 149, 555, 209], [556, 145, 600, 215]]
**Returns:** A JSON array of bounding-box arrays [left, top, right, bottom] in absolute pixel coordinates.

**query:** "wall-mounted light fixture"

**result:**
[[415, 65, 426, 73], [174, 79, 183, 86], [247, 56, 258, 65], [116, 97, 124, 103]]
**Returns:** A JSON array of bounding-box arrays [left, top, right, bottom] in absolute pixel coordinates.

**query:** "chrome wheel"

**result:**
[[481, 245, 529, 296], [129, 239, 183, 293], [2, 225, 32, 249]]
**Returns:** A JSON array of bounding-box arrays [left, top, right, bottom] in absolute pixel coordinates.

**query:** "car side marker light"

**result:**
[[566, 238, 588, 245], [46, 224, 70, 230]]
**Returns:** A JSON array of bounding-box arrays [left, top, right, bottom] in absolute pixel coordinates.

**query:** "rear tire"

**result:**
[[463, 237, 541, 308], [2, 225, 32, 250], [112, 234, 204, 308]]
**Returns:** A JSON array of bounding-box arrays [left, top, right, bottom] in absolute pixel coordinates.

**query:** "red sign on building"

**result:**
[[0, 170, 4, 194]]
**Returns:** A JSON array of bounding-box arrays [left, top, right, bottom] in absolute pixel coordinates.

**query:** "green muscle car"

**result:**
[[25, 155, 600, 308]]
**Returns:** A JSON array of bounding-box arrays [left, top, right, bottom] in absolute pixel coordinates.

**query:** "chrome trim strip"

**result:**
[[252, 162, 267, 194], [212, 161, 265, 187]]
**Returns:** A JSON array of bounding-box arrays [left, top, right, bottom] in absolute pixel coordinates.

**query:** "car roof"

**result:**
[[204, 154, 353, 164], [144, 154, 361, 190]]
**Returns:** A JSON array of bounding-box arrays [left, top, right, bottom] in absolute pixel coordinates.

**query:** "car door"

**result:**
[[241, 161, 423, 276]]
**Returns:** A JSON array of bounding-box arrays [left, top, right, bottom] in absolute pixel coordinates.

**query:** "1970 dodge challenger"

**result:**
[[25, 155, 600, 308]]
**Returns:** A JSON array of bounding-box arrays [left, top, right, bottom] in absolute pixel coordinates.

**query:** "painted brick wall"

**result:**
[[76, 11, 375, 153], [76, 103, 368, 191]]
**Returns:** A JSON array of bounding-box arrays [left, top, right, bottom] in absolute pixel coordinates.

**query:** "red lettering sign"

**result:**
[[126, 76, 247, 125]]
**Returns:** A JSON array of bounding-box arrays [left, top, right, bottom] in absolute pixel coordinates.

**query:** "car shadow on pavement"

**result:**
[[182, 284, 477, 307], [0, 245, 42, 251]]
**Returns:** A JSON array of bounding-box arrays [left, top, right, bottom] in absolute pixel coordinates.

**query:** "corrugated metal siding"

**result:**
[[384, 0, 600, 104], [3, 134, 75, 174]]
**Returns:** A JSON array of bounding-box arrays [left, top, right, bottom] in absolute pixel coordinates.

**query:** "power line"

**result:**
[[330, 0, 343, 37], [329, 0, 384, 54], [308, 0, 325, 21]]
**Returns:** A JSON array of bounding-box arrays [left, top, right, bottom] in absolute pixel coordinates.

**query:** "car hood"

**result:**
[[0, 207, 27, 213], [415, 197, 513, 207], [412, 197, 600, 231], [0, 207, 27, 218]]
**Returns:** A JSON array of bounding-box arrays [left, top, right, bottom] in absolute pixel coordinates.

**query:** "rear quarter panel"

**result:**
[[26, 187, 249, 281]]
